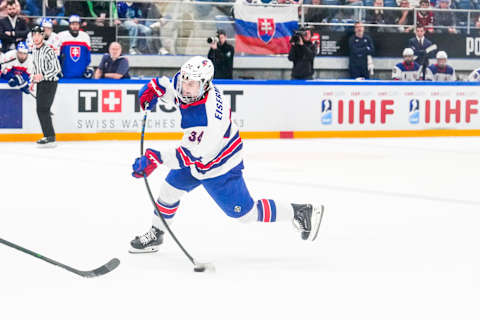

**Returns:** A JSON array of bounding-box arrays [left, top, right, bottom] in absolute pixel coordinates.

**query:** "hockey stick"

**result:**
[[140, 108, 214, 272], [0, 237, 120, 278]]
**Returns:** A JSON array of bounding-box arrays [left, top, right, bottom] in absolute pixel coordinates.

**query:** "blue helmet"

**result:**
[[41, 18, 53, 28], [69, 15, 81, 24], [16, 41, 28, 53]]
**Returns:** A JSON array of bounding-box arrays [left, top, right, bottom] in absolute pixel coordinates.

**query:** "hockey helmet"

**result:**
[[69, 15, 81, 24], [31, 25, 44, 34], [436, 51, 448, 59], [41, 18, 53, 29], [402, 48, 414, 57], [176, 56, 214, 104], [16, 41, 28, 53]]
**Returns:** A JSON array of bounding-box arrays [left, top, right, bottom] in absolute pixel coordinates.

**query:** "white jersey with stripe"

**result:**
[[1, 50, 34, 80], [425, 64, 456, 81], [392, 61, 422, 81], [150, 75, 243, 180], [26, 31, 61, 56]]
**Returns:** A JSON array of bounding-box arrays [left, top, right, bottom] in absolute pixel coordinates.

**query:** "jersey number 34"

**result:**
[[188, 131, 204, 144]]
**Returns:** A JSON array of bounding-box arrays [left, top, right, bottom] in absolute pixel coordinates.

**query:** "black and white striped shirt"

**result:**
[[32, 43, 62, 81]]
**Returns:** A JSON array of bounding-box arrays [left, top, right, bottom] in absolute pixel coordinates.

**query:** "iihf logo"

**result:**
[[409, 99, 420, 124], [321, 99, 332, 125]]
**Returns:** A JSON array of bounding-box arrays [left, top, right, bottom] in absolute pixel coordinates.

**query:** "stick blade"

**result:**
[[78, 258, 121, 278]]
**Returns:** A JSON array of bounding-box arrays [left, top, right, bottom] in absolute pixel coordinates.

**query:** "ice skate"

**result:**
[[129, 226, 164, 253], [36, 136, 57, 148], [292, 204, 324, 241]]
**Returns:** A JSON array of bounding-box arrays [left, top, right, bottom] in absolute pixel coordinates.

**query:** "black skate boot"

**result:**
[[129, 226, 164, 253], [292, 204, 324, 241], [36, 136, 56, 148]]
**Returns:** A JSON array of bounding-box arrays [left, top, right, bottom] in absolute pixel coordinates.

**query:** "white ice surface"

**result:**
[[1, 137, 480, 320]]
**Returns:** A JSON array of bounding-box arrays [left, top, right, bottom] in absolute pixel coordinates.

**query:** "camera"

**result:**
[[290, 30, 306, 45], [207, 36, 219, 44]]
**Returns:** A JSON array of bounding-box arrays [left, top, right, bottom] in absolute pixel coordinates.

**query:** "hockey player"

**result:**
[[58, 15, 91, 78], [467, 68, 480, 81], [129, 56, 325, 253], [1, 41, 34, 95], [392, 48, 422, 81], [26, 18, 61, 56], [425, 51, 455, 81]]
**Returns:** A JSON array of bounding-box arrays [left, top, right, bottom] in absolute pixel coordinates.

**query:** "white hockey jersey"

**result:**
[[148, 74, 242, 180], [425, 64, 456, 81], [392, 61, 422, 81], [1, 49, 34, 83], [26, 31, 61, 56], [467, 68, 480, 81]]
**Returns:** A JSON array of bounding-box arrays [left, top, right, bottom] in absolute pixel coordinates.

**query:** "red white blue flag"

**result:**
[[234, 1, 298, 55]]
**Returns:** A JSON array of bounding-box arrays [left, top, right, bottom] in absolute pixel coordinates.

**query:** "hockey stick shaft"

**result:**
[[140, 110, 197, 266], [0, 237, 120, 278]]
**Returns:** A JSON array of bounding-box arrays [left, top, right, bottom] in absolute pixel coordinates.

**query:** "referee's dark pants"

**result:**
[[36, 81, 58, 138]]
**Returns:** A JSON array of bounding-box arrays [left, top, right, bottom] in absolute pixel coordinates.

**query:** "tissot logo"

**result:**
[[78, 90, 122, 113], [77, 89, 243, 113]]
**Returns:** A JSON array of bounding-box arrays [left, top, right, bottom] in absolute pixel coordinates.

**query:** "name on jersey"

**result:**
[[214, 87, 223, 120]]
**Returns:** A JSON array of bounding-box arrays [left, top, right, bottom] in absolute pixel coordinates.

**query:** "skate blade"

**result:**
[[37, 142, 57, 149], [308, 205, 325, 241], [128, 246, 159, 254]]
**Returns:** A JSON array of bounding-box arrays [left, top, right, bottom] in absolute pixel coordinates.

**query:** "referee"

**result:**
[[31, 25, 62, 147]]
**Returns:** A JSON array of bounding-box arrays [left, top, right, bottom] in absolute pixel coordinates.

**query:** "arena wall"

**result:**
[[1, 79, 480, 141]]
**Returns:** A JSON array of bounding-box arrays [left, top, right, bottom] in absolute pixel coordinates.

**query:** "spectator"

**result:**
[[348, 21, 374, 79], [149, 18, 169, 55], [392, 48, 422, 80], [425, 50, 455, 81], [117, 1, 153, 55], [396, 0, 420, 6], [288, 28, 315, 80], [58, 15, 91, 78], [365, 0, 397, 32], [45, 0, 67, 26], [86, 0, 118, 27], [304, 0, 328, 24], [23, 0, 40, 17], [94, 42, 130, 79], [416, 0, 434, 33], [395, 0, 414, 32], [207, 29, 234, 79], [26, 18, 61, 55], [0, 0, 28, 53], [434, 0, 456, 33], [408, 25, 437, 79], [64, 0, 88, 26], [0, 0, 20, 17], [342, 0, 364, 22]]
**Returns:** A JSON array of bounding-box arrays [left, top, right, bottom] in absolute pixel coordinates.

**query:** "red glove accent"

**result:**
[[131, 149, 163, 178], [140, 86, 157, 111]]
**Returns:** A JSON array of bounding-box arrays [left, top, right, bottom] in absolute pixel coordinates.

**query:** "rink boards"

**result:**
[[1, 79, 480, 141]]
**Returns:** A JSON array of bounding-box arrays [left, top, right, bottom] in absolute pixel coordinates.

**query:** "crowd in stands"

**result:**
[[0, 0, 169, 54], [1, 0, 480, 84]]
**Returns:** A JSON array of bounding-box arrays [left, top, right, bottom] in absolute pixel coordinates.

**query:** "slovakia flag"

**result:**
[[234, 0, 298, 55]]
